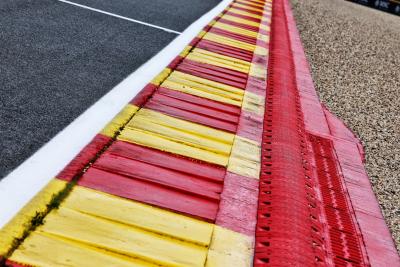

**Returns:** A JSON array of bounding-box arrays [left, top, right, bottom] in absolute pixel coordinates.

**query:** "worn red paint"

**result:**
[[230, 6, 264, 16], [310, 135, 366, 266], [218, 18, 260, 32], [224, 10, 261, 23], [236, 1, 266, 11], [57, 134, 112, 181], [209, 27, 257, 45], [216, 172, 259, 236], [130, 84, 158, 107], [5, 260, 25, 267], [145, 96, 238, 133], [236, 110, 264, 142], [196, 39, 253, 62], [176, 59, 248, 88]]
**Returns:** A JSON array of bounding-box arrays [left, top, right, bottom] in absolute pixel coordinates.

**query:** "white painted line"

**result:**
[[0, 0, 232, 228], [57, 0, 182, 35]]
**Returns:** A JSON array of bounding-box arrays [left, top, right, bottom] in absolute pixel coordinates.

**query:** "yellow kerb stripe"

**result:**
[[187, 48, 251, 73], [227, 136, 261, 179], [61, 186, 214, 246], [206, 226, 254, 267], [242, 90, 265, 116], [202, 32, 255, 52], [151, 68, 172, 86], [179, 45, 193, 58], [0, 179, 66, 257], [128, 110, 233, 154], [161, 70, 244, 106], [11, 232, 157, 267], [228, 8, 263, 19], [261, 17, 271, 24], [100, 104, 139, 137], [254, 45, 268, 56], [220, 14, 261, 27], [236, 0, 265, 9], [212, 22, 259, 38], [233, 2, 265, 12], [258, 33, 270, 42], [11, 191, 213, 267], [169, 70, 245, 99], [118, 109, 235, 166], [249, 62, 268, 79]]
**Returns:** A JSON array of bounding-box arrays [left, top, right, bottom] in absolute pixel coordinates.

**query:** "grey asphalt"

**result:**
[[0, 0, 220, 178]]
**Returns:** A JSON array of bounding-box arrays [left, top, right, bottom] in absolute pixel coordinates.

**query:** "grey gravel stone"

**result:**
[[290, 0, 400, 251]]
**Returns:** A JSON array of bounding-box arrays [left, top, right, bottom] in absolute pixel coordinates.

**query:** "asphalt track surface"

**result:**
[[0, 0, 220, 178]]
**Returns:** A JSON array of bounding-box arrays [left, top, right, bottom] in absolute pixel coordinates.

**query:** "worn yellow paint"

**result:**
[[206, 226, 254, 267], [197, 30, 209, 39], [212, 22, 258, 38], [119, 109, 235, 166], [261, 17, 271, 24], [242, 91, 265, 116], [63, 186, 214, 247], [0, 179, 66, 257], [12, 207, 209, 266], [233, 2, 265, 12], [249, 0, 266, 4], [257, 31, 269, 42], [119, 129, 229, 166], [249, 62, 267, 79], [258, 32, 270, 42], [150, 68, 172, 86], [220, 14, 261, 27], [237, 0, 265, 7], [161, 70, 244, 106], [202, 32, 255, 52], [208, 19, 218, 26], [254, 45, 268, 56], [11, 232, 158, 267], [228, 8, 263, 19], [240, 0, 261, 2], [100, 104, 139, 137], [186, 48, 251, 73], [168, 71, 244, 98], [125, 108, 235, 147], [227, 136, 261, 179], [10, 186, 215, 266], [127, 109, 233, 154], [179, 45, 193, 58]]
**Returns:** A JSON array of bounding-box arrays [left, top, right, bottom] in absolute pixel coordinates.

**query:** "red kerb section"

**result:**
[[196, 39, 254, 62], [224, 11, 262, 23], [176, 59, 248, 89], [208, 27, 257, 45], [253, 0, 400, 266], [230, 5, 264, 16], [76, 141, 225, 222], [309, 135, 366, 266], [144, 87, 241, 133], [254, 0, 327, 265], [218, 18, 260, 32], [215, 172, 259, 236], [236, 1, 266, 11], [57, 134, 112, 181]]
